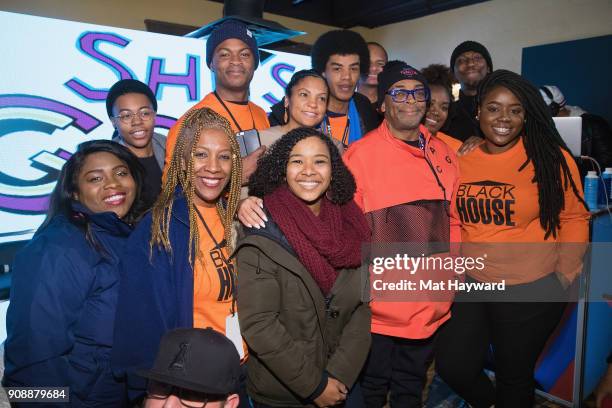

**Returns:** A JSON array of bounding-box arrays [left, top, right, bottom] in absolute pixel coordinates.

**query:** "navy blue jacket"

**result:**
[[112, 192, 194, 400], [3, 203, 132, 407]]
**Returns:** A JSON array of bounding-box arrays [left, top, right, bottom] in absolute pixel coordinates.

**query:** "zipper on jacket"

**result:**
[[325, 294, 339, 318]]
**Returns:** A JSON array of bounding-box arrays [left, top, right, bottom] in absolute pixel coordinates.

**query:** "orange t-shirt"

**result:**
[[193, 204, 248, 357], [435, 131, 463, 153], [164, 92, 270, 174], [325, 115, 350, 147], [457, 137, 590, 284]]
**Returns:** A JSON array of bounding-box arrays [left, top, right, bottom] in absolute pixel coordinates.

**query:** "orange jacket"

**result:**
[[435, 131, 462, 153], [344, 120, 461, 339]]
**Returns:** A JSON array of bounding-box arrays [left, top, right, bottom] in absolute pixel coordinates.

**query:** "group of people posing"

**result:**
[[3, 18, 590, 408]]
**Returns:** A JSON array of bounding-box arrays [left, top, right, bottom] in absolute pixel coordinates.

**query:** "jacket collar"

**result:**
[[169, 188, 190, 226], [70, 201, 132, 236], [112, 132, 166, 169], [379, 119, 432, 158]]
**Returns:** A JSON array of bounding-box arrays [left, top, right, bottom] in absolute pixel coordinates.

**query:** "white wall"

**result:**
[[0, 0, 338, 44], [4, 0, 610, 74], [355, 0, 612, 73]]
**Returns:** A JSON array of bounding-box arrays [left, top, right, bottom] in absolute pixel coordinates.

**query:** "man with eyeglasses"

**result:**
[[107, 78, 165, 210], [139, 328, 240, 408], [344, 61, 460, 407], [442, 40, 493, 142]]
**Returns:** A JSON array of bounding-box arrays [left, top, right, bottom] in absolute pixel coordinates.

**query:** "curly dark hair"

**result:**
[[248, 127, 356, 204], [421, 64, 454, 100], [311, 30, 370, 76]]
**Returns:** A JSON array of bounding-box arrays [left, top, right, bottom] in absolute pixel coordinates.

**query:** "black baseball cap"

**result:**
[[377, 61, 429, 108], [137, 328, 241, 395]]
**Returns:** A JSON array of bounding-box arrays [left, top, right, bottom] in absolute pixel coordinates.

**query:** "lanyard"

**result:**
[[194, 206, 237, 315], [213, 91, 255, 132], [323, 115, 350, 147]]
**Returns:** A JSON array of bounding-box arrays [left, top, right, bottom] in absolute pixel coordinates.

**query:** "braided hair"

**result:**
[[477, 69, 587, 239], [150, 107, 242, 264]]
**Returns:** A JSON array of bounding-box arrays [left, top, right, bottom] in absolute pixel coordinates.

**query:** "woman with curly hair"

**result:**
[[235, 127, 372, 407], [112, 107, 246, 404], [435, 70, 590, 407]]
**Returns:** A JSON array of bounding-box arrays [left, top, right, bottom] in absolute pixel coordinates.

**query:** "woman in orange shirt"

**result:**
[[420, 64, 463, 152], [435, 70, 589, 408], [113, 107, 247, 406]]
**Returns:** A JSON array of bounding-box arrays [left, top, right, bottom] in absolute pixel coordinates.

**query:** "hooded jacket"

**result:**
[[112, 131, 167, 170], [4, 203, 132, 407], [343, 121, 461, 339], [234, 219, 371, 407]]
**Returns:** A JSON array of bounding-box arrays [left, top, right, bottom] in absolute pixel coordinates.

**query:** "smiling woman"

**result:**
[[258, 70, 334, 150], [435, 70, 590, 407], [235, 128, 371, 408], [3, 140, 144, 407], [112, 107, 249, 405]]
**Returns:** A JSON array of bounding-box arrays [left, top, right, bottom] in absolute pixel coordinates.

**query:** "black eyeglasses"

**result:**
[[386, 88, 430, 104], [146, 381, 220, 408], [113, 108, 155, 124]]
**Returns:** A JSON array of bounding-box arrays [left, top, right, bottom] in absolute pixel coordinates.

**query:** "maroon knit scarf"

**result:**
[[264, 185, 371, 295]]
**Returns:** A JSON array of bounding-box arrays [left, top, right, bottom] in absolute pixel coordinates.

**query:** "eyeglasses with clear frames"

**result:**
[[386, 88, 430, 104], [113, 108, 155, 124]]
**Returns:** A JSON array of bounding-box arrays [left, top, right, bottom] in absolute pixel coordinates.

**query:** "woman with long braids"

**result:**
[[235, 128, 371, 407], [434, 70, 590, 407], [112, 107, 246, 404]]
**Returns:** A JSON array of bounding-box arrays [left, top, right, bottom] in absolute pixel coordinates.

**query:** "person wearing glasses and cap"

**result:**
[[343, 61, 460, 407], [107, 78, 166, 210], [139, 328, 241, 408]]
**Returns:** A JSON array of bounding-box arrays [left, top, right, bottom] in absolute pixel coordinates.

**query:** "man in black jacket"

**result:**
[[269, 30, 381, 147], [442, 41, 493, 142]]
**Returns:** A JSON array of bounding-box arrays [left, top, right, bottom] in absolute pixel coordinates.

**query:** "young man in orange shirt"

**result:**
[[164, 19, 269, 183], [344, 61, 460, 407]]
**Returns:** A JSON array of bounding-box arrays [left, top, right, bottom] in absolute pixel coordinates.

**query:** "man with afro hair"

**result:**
[[269, 30, 380, 147]]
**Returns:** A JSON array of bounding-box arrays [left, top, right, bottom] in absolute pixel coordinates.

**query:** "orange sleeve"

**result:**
[[343, 147, 365, 211], [252, 104, 270, 130], [556, 151, 591, 284], [448, 153, 462, 245], [163, 120, 181, 178], [436, 132, 463, 153], [559, 151, 590, 243]]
